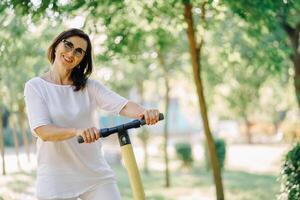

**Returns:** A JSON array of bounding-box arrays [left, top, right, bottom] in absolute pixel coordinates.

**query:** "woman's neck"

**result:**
[[49, 62, 73, 85]]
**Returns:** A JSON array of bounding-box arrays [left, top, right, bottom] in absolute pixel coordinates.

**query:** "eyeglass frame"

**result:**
[[61, 39, 86, 58]]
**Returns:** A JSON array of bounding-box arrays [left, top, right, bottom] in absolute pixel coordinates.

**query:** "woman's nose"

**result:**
[[66, 50, 75, 58]]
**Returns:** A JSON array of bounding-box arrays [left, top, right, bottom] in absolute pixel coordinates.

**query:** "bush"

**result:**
[[204, 138, 226, 171], [278, 142, 300, 200], [175, 142, 193, 168]]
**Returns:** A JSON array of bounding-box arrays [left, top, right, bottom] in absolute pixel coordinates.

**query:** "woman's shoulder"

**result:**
[[86, 78, 105, 88], [25, 77, 44, 89], [86, 78, 111, 95], [24, 77, 45, 96]]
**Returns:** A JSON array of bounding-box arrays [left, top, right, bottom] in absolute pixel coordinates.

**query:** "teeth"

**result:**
[[63, 56, 72, 63]]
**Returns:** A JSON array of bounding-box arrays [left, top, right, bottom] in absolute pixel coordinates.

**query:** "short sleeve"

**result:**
[[24, 82, 52, 137], [89, 80, 128, 115]]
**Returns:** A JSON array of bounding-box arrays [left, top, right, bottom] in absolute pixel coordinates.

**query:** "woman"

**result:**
[[24, 28, 160, 200]]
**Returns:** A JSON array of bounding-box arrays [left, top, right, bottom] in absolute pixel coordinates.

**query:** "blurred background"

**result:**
[[0, 0, 299, 200]]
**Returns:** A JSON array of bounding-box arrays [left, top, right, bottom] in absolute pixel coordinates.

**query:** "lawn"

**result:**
[[0, 143, 286, 200], [114, 165, 279, 200], [0, 165, 279, 200]]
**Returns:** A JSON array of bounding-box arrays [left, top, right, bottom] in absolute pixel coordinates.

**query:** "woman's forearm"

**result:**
[[34, 124, 77, 142], [35, 101, 145, 141], [119, 101, 146, 118]]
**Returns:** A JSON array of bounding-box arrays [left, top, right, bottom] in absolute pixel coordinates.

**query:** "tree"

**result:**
[[0, 106, 5, 175], [209, 11, 272, 143], [182, 1, 224, 199], [88, 2, 185, 188], [0, 9, 60, 173], [223, 0, 300, 108], [1, 0, 225, 197]]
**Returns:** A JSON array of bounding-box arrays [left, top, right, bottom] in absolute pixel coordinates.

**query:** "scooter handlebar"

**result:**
[[77, 113, 164, 143]]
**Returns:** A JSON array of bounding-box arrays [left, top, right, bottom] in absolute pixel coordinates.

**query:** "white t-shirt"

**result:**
[[23, 77, 128, 199]]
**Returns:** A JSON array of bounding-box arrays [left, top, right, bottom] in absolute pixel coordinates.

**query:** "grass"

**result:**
[[0, 165, 279, 200], [1, 143, 286, 200], [6, 171, 35, 192], [0, 170, 36, 200], [113, 165, 279, 200]]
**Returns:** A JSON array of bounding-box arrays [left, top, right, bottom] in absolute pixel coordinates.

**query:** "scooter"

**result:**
[[77, 113, 164, 200]]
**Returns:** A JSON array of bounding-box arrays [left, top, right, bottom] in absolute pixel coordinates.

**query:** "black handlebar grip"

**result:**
[[78, 113, 164, 143], [77, 136, 84, 143], [158, 113, 164, 120]]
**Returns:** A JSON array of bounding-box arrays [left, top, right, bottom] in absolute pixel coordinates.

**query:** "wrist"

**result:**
[[139, 108, 146, 118], [73, 128, 80, 136]]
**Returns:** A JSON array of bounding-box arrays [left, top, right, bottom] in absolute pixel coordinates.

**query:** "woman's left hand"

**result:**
[[139, 109, 160, 125]]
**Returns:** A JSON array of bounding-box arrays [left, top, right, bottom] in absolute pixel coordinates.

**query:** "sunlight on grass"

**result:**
[[0, 144, 284, 200], [0, 165, 279, 200], [113, 165, 279, 200]]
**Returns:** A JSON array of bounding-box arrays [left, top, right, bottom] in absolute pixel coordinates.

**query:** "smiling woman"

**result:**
[[23, 28, 161, 200], [46, 28, 92, 90]]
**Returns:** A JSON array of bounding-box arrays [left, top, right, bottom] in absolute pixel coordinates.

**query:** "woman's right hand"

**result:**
[[75, 127, 100, 143]]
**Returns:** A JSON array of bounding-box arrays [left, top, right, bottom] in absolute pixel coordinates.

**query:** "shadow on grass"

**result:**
[[3, 165, 279, 200], [114, 164, 279, 200], [114, 165, 175, 200], [224, 170, 279, 200], [5, 170, 36, 193], [190, 167, 279, 200]]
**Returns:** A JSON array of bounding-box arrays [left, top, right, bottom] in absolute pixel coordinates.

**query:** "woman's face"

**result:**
[[54, 36, 88, 69]]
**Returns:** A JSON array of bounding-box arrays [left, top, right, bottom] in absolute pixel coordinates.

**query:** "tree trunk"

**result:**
[[18, 99, 31, 162], [245, 120, 252, 144], [183, 2, 225, 199], [158, 53, 171, 188], [10, 113, 21, 170], [0, 106, 6, 175], [282, 22, 300, 107], [292, 54, 300, 108], [163, 78, 170, 187], [137, 81, 150, 174], [273, 121, 279, 135]]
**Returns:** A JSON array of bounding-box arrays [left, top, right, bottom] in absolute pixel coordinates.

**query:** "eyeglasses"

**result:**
[[62, 39, 86, 57]]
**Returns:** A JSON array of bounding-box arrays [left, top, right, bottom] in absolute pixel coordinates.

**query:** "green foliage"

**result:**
[[0, 0, 297, 145], [222, 0, 300, 28], [205, 138, 226, 170], [206, 9, 290, 122], [175, 142, 193, 168], [223, 0, 300, 107], [279, 142, 300, 200]]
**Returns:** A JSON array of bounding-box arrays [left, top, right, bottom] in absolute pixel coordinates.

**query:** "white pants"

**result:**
[[38, 183, 122, 200]]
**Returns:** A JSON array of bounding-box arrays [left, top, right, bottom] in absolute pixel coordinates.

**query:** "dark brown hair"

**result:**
[[47, 28, 93, 91]]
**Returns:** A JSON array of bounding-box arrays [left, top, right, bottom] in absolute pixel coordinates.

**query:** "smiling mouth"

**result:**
[[62, 55, 73, 64]]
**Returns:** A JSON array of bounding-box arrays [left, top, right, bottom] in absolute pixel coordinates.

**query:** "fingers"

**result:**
[[149, 110, 155, 125], [143, 109, 160, 125], [80, 127, 100, 143], [93, 127, 100, 140], [88, 128, 96, 143], [82, 130, 89, 143], [144, 110, 150, 124]]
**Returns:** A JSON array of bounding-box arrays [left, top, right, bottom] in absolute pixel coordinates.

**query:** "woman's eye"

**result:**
[[76, 50, 83, 55]]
